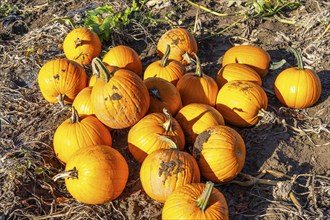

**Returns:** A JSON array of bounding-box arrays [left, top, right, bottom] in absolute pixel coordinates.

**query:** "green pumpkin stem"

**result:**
[[70, 106, 80, 123], [196, 181, 214, 211], [52, 167, 78, 182], [194, 54, 203, 77], [92, 57, 114, 82], [161, 108, 173, 132], [158, 135, 178, 149], [160, 45, 171, 67], [288, 46, 304, 70]]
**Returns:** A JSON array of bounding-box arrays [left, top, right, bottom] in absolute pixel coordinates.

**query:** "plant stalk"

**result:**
[[196, 181, 214, 211]]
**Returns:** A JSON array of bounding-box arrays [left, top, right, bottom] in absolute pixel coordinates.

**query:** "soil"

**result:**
[[0, 0, 329, 219]]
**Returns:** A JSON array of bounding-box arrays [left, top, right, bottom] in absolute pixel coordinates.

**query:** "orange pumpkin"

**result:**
[[63, 27, 101, 65], [53, 145, 129, 204], [91, 58, 150, 129], [192, 125, 246, 182], [53, 107, 112, 164], [144, 45, 186, 85], [102, 45, 142, 76], [222, 45, 271, 78], [175, 103, 225, 146], [177, 55, 218, 106], [38, 58, 88, 105], [162, 182, 229, 220], [72, 86, 94, 116], [128, 109, 185, 163], [157, 28, 198, 65], [216, 80, 268, 127], [140, 137, 200, 203], [216, 63, 262, 89], [274, 47, 322, 109], [144, 77, 182, 116]]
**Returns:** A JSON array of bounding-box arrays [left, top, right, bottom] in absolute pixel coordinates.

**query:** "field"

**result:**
[[0, 0, 329, 219]]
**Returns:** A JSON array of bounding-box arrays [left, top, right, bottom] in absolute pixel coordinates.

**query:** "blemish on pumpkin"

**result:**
[[193, 130, 211, 161], [112, 85, 118, 90], [159, 157, 185, 182], [104, 97, 108, 101], [53, 74, 60, 80], [110, 93, 122, 100]]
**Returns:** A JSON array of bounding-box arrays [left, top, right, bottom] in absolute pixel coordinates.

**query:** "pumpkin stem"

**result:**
[[70, 106, 80, 123], [74, 38, 83, 48], [161, 108, 173, 132], [92, 57, 114, 82], [149, 87, 162, 101], [57, 94, 65, 107], [194, 54, 203, 77], [196, 181, 214, 211], [288, 46, 304, 70], [158, 135, 178, 149], [160, 45, 171, 67], [52, 167, 78, 182]]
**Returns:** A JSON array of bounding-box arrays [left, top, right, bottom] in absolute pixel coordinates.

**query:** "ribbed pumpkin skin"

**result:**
[[274, 67, 322, 108], [91, 69, 150, 129], [140, 148, 201, 203], [193, 125, 246, 182], [157, 28, 198, 65], [72, 87, 94, 116], [162, 183, 229, 220], [53, 115, 112, 164], [144, 77, 183, 116], [102, 45, 142, 76], [175, 103, 225, 146], [222, 45, 271, 78], [63, 27, 101, 65], [38, 58, 88, 103], [216, 63, 262, 89], [65, 145, 129, 204], [216, 80, 268, 127], [128, 112, 185, 163]]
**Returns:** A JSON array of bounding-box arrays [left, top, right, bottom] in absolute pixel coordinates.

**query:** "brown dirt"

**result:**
[[1, 0, 329, 219]]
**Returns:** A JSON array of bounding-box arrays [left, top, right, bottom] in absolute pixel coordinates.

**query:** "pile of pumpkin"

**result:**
[[38, 26, 321, 219]]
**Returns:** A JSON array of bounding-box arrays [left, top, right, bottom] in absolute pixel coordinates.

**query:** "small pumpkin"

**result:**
[[177, 55, 218, 106], [53, 145, 129, 204], [53, 107, 112, 164], [63, 27, 102, 65], [162, 182, 229, 220], [144, 45, 186, 85], [274, 47, 322, 109], [144, 77, 182, 116], [128, 109, 185, 163], [216, 63, 262, 89], [72, 86, 94, 116], [222, 45, 271, 78], [91, 58, 150, 129], [157, 28, 198, 65], [192, 125, 246, 182], [216, 80, 268, 127], [175, 103, 225, 146], [38, 58, 88, 105], [102, 45, 143, 76], [140, 137, 200, 203]]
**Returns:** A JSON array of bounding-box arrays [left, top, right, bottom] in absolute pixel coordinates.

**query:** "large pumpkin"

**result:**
[[53, 145, 129, 204], [157, 28, 198, 65], [53, 107, 112, 164], [216, 80, 268, 127], [192, 125, 246, 182], [274, 47, 322, 109], [175, 103, 225, 146], [63, 27, 101, 65], [222, 45, 271, 78], [128, 109, 185, 163], [72, 86, 94, 116], [162, 182, 229, 220], [38, 58, 88, 105], [140, 137, 200, 203], [91, 58, 150, 129]]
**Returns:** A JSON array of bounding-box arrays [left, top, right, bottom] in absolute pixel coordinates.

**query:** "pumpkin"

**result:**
[[38, 58, 88, 105], [91, 58, 150, 129], [274, 47, 322, 109], [144, 77, 183, 116], [162, 182, 229, 220], [222, 45, 271, 78], [177, 55, 218, 106], [157, 28, 198, 65], [216, 63, 262, 89], [128, 108, 185, 163], [192, 125, 246, 182], [72, 86, 94, 116], [216, 80, 268, 127], [53, 107, 112, 164], [144, 45, 186, 85], [102, 45, 143, 76], [140, 137, 200, 203], [63, 27, 102, 65], [175, 103, 225, 146], [53, 145, 129, 204]]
